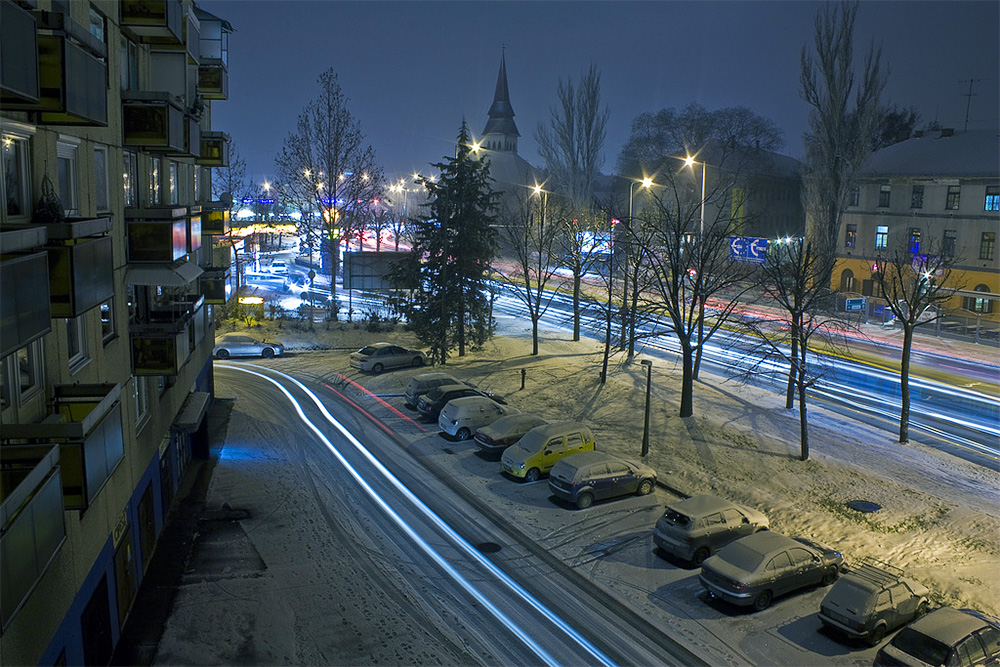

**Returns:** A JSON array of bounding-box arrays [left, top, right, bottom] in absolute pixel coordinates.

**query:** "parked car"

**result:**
[[653, 495, 769, 565], [265, 259, 288, 274], [474, 413, 548, 456], [438, 396, 519, 440], [213, 334, 284, 359], [416, 384, 492, 421], [404, 372, 468, 409], [874, 607, 1000, 667], [500, 421, 595, 482], [819, 558, 930, 646], [699, 531, 843, 611], [299, 289, 332, 305], [548, 450, 656, 509], [350, 342, 427, 374]]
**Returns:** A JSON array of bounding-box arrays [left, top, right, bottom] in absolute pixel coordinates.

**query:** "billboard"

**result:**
[[343, 251, 416, 290]]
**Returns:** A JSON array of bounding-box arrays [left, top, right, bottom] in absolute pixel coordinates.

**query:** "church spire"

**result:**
[[482, 52, 520, 153]]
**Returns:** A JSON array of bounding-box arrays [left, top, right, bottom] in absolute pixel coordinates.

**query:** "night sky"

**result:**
[[200, 1, 999, 189]]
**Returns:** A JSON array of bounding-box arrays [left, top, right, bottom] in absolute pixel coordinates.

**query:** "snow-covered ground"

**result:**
[[215, 312, 1000, 621]]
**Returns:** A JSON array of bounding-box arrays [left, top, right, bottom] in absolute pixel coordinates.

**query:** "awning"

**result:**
[[173, 392, 211, 431], [126, 261, 203, 286]]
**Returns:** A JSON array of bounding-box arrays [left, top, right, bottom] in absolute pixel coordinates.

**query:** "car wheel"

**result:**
[[372, 363, 384, 374], [637, 479, 654, 495], [822, 566, 838, 586], [524, 468, 540, 483], [867, 623, 887, 647], [576, 492, 594, 509], [752, 590, 772, 611], [916, 601, 930, 617], [262, 348, 275, 358], [456, 427, 472, 441], [216, 349, 230, 360], [692, 547, 710, 566], [411, 356, 424, 367]]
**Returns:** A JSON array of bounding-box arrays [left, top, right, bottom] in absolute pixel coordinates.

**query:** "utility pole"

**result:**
[[958, 78, 981, 132]]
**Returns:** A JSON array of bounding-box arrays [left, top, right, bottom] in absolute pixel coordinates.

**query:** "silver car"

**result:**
[[213, 334, 284, 359], [350, 342, 427, 374], [653, 495, 769, 565], [875, 607, 1000, 666]]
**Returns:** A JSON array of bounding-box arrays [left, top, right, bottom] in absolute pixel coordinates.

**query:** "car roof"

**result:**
[[526, 420, 590, 438], [728, 530, 800, 556], [905, 607, 995, 644], [669, 494, 738, 516], [447, 395, 493, 407], [557, 450, 615, 467], [413, 372, 457, 382]]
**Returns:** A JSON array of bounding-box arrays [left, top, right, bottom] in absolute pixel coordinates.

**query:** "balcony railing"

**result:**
[[44, 216, 114, 319], [1, 249, 52, 358], [126, 206, 188, 263], [201, 201, 231, 235], [197, 61, 227, 100], [130, 307, 201, 375], [0, 0, 40, 104], [198, 131, 229, 167], [199, 267, 231, 304], [122, 91, 185, 152], [120, 0, 183, 45]]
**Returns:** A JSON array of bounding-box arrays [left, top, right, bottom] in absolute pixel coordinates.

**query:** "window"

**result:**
[[120, 37, 139, 91], [845, 224, 857, 248], [954, 636, 986, 666], [94, 145, 109, 212], [57, 137, 81, 216], [2, 126, 33, 218], [134, 376, 150, 430], [193, 165, 201, 202], [123, 150, 137, 206], [981, 232, 996, 260], [910, 184, 924, 209], [848, 185, 859, 207], [986, 186, 1000, 211], [840, 269, 855, 292], [100, 298, 116, 343], [0, 340, 44, 408], [149, 156, 161, 205], [946, 185, 961, 210], [908, 228, 921, 254], [67, 316, 89, 372], [943, 230, 957, 257], [168, 161, 179, 204], [965, 284, 994, 314], [878, 185, 891, 208], [88, 7, 105, 43], [875, 225, 888, 249]]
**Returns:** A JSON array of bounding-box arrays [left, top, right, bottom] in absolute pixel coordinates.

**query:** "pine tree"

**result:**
[[400, 121, 499, 363]]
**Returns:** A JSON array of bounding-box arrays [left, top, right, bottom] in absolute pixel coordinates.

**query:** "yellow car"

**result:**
[[500, 421, 596, 482]]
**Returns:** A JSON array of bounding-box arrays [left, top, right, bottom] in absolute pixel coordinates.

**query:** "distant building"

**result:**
[[835, 128, 1000, 321], [1, 0, 235, 662]]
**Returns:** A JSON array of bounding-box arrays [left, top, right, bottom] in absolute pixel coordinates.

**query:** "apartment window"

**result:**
[[986, 186, 1000, 211], [848, 185, 859, 207], [981, 232, 996, 260], [839, 269, 855, 292], [57, 137, 81, 216], [134, 376, 150, 431], [2, 127, 33, 218], [100, 298, 116, 343], [67, 316, 89, 372], [845, 224, 857, 248], [910, 184, 924, 209], [193, 166, 201, 202], [946, 185, 961, 210], [908, 228, 921, 254], [168, 161, 179, 205], [964, 284, 994, 314], [89, 7, 105, 42], [0, 340, 44, 409], [149, 156, 161, 205], [943, 230, 957, 257], [878, 185, 891, 208], [875, 225, 889, 249], [94, 145, 109, 212], [120, 37, 139, 91], [123, 150, 137, 206]]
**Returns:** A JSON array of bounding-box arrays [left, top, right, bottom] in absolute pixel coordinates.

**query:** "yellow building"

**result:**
[[1, 1, 234, 662]]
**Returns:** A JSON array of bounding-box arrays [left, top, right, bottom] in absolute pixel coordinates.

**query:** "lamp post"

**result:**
[[622, 177, 653, 354], [640, 359, 652, 458], [684, 155, 707, 237]]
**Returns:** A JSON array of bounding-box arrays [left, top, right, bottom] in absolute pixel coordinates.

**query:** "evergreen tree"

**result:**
[[399, 121, 499, 363]]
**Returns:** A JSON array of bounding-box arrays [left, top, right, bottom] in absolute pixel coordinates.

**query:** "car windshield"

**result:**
[[889, 628, 950, 665], [825, 578, 873, 609], [358, 346, 378, 355], [717, 542, 766, 571], [663, 510, 691, 526]]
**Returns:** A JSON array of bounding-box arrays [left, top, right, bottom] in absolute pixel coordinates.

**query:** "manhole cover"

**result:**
[[475, 542, 501, 554], [847, 500, 882, 513]]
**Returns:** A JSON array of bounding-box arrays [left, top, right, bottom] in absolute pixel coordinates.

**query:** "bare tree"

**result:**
[[873, 236, 962, 442], [211, 141, 250, 297], [535, 65, 609, 341]]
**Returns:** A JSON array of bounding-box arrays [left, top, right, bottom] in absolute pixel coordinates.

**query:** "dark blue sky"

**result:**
[[201, 1, 999, 188]]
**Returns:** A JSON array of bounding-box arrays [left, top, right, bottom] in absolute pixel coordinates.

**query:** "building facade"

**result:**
[[835, 128, 1000, 322], [1, 0, 235, 663]]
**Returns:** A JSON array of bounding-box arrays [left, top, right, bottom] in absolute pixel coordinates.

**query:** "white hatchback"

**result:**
[[438, 396, 519, 440]]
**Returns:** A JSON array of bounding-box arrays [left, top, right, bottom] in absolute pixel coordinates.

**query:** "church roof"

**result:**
[[482, 54, 520, 138]]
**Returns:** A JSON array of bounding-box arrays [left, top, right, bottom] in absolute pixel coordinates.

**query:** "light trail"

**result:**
[[218, 363, 616, 667]]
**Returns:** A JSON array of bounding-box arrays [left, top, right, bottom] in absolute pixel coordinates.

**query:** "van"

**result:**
[[500, 421, 595, 482], [438, 396, 519, 440], [404, 372, 467, 408]]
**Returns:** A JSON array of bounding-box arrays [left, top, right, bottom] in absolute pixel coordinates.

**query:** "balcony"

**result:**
[[166, 113, 201, 158], [1, 383, 125, 510], [194, 5, 229, 100], [122, 91, 185, 152], [0, 0, 39, 104], [199, 267, 231, 304], [126, 206, 188, 263], [202, 201, 231, 235], [120, 0, 183, 45], [187, 208, 202, 254], [130, 297, 205, 375], [44, 216, 114, 319], [198, 131, 229, 167], [1, 248, 51, 359], [0, 444, 64, 630], [197, 62, 227, 101]]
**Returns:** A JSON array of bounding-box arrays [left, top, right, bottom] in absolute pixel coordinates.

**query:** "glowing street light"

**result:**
[[684, 154, 707, 236]]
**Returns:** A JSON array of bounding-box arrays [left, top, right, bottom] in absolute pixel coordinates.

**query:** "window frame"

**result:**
[[845, 224, 857, 248], [148, 155, 161, 205], [981, 232, 996, 261], [57, 136, 81, 217], [908, 227, 921, 254], [946, 185, 961, 211], [100, 298, 116, 344], [878, 184, 891, 208], [0, 340, 45, 409], [2, 123, 35, 219], [848, 185, 859, 207], [875, 225, 889, 249], [120, 36, 139, 91], [910, 184, 924, 209], [123, 150, 138, 207], [985, 186, 1000, 212], [94, 144, 110, 213], [943, 230, 957, 257], [134, 375, 150, 432], [66, 315, 90, 373]]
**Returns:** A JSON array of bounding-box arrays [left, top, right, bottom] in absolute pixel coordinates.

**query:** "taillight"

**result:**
[[731, 581, 747, 593]]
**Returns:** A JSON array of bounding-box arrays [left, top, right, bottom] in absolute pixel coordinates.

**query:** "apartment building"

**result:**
[[1, 0, 234, 663], [835, 128, 1000, 322]]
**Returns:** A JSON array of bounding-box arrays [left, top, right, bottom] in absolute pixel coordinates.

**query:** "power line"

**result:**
[[958, 78, 981, 132]]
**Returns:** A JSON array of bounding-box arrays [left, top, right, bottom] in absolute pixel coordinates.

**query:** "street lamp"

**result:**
[[640, 359, 653, 458], [532, 183, 548, 222], [628, 176, 653, 222], [684, 155, 707, 236]]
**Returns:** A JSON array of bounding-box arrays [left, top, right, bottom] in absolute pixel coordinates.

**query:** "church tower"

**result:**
[[481, 53, 520, 154]]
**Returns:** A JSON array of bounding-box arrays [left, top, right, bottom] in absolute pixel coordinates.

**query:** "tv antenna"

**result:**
[[959, 78, 981, 131]]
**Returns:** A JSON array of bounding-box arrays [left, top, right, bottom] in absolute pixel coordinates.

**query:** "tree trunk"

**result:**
[[679, 338, 694, 418], [692, 297, 706, 380], [531, 316, 539, 356], [573, 272, 582, 341], [785, 313, 800, 409], [898, 323, 914, 443], [798, 378, 809, 460]]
